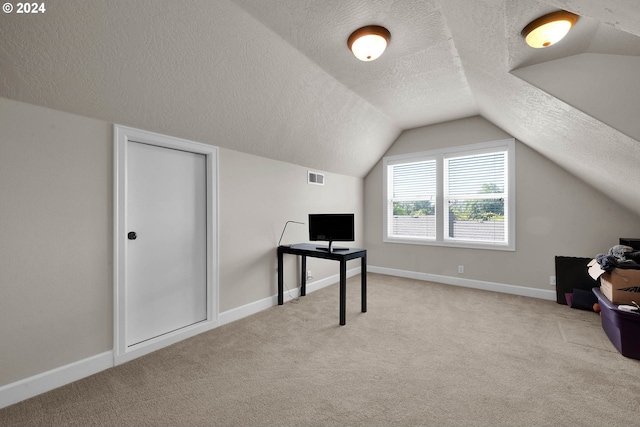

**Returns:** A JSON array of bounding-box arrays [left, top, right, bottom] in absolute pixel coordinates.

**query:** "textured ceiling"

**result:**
[[1, 0, 640, 215], [231, 0, 478, 130]]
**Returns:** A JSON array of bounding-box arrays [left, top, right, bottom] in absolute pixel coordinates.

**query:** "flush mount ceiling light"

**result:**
[[347, 25, 391, 61], [521, 10, 579, 48]]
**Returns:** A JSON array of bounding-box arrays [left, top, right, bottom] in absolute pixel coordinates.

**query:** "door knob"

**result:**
[[128, 232, 137, 240]]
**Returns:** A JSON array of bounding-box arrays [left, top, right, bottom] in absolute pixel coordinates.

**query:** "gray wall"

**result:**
[[0, 96, 113, 387], [218, 148, 364, 312], [0, 96, 363, 387], [364, 116, 640, 288]]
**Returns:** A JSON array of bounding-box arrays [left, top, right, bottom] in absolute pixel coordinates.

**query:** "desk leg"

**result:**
[[340, 259, 346, 325], [301, 255, 307, 296], [277, 250, 284, 305], [361, 253, 367, 313]]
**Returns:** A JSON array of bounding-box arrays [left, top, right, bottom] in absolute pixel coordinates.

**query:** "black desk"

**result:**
[[277, 243, 367, 325]]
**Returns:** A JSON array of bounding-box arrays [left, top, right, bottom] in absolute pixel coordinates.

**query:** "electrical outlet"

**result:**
[[550, 276, 556, 286], [458, 265, 464, 274], [307, 270, 313, 280]]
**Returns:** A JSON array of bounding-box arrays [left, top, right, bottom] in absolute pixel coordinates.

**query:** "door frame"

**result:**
[[113, 124, 219, 365]]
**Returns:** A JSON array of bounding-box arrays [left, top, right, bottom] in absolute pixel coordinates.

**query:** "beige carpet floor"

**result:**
[[1, 273, 639, 427]]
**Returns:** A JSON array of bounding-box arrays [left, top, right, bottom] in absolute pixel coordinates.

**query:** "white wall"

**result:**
[[0, 96, 363, 390], [364, 116, 640, 290]]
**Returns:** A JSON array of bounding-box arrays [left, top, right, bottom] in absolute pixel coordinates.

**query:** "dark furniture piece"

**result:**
[[277, 243, 367, 325], [555, 256, 598, 305], [620, 238, 640, 250]]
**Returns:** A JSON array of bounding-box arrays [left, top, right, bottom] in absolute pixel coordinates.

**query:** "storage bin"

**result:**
[[593, 288, 640, 360]]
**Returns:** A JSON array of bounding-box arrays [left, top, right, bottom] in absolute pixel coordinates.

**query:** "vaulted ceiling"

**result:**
[[1, 0, 639, 214]]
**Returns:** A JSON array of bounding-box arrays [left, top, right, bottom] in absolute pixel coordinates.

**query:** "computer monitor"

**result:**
[[308, 213, 354, 252]]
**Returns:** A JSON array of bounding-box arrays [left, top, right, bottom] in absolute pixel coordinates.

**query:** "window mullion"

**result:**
[[436, 153, 444, 242]]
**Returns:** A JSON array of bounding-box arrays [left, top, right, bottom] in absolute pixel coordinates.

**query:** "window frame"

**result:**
[[383, 139, 515, 251]]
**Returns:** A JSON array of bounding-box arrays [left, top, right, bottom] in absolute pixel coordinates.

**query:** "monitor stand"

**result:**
[[316, 240, 349, 252]]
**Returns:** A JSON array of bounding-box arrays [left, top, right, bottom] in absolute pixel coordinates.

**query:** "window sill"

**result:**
[[383, 236, 515, 251]]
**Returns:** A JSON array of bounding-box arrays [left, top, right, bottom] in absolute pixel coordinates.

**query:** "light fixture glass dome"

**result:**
[[522, 10, 579, 48], [348, 25, 391, 61]]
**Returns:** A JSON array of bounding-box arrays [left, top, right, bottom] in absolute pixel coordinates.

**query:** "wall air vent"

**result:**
[[307, 171, 325, 186]]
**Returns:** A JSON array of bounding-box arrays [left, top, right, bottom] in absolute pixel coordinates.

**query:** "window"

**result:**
[[383, 139, 515, 250]]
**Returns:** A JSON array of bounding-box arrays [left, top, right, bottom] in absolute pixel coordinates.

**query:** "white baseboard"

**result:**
[[368, 265, 556, 301], [218, 266, 362, 325], [0, 351, 113, 410], [0, 266, 362, 410]]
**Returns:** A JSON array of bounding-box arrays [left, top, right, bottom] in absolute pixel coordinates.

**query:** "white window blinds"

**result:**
[[383, 139, 514, 250], [388, 160, 437, 239], [445, 151, 507, 244]]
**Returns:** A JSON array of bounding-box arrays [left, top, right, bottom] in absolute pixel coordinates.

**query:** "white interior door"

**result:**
[[114, 125, 218, 365], [125, 141, 207, 347]]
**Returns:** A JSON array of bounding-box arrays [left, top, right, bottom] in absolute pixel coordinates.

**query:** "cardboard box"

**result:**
[[588, 259, 640, 305]]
